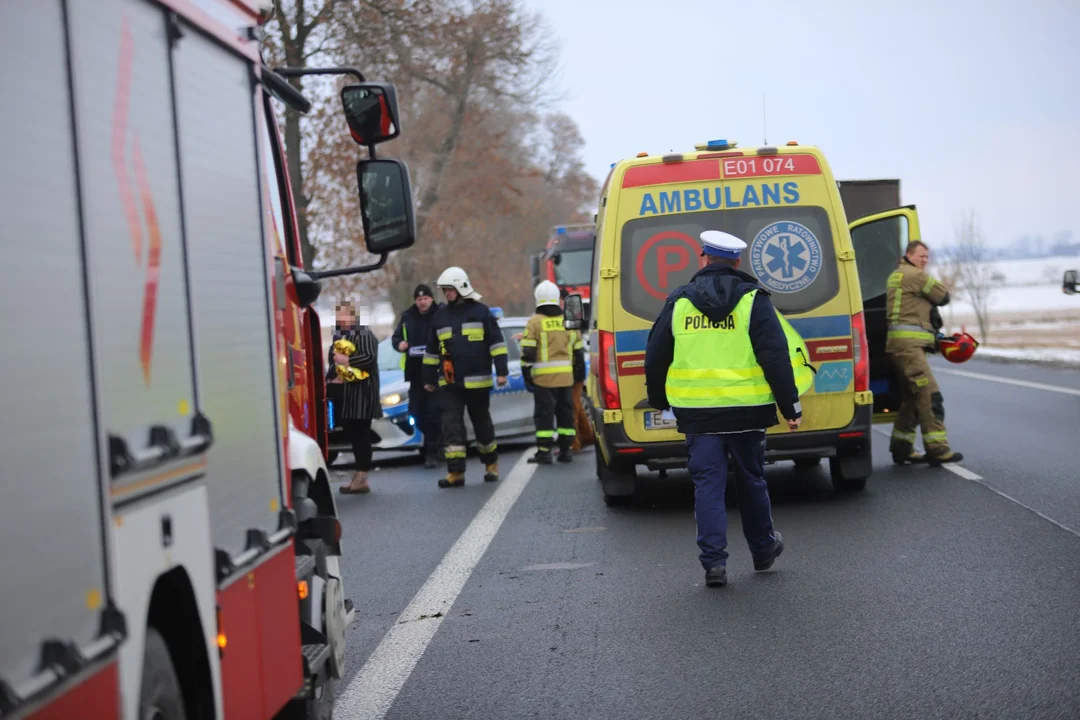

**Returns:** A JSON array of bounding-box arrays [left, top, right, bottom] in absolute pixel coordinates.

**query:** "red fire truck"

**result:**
[[0, 1, 415, 718], [530, 224, 596, 306]]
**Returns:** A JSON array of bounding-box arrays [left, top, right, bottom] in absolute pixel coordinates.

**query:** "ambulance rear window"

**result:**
[[619, 206, 839, 319]]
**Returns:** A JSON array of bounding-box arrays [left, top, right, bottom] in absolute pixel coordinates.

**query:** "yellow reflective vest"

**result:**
[[520, 313, 583, 389], [665, 290, 814, 409]]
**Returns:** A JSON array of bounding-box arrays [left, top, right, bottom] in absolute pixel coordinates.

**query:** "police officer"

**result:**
[[886, 240, 964, 466], [644, 230, 813, 588], [391, 284, 443, 468], [521, 281, 585, 464], [422, 267, 508, 488]]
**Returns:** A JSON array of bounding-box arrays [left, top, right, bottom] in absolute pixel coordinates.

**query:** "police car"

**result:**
[[326, 312, 540, 464]]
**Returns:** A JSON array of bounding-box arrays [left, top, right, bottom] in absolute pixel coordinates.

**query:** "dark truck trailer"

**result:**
[[838, 179, 901, 223]]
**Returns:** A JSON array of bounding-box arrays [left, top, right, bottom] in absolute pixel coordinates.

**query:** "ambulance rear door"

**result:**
[[849, 206, 922, 419]]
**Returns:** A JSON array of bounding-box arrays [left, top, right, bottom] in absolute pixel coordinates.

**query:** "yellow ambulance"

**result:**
[[579, 139, 922, 503]]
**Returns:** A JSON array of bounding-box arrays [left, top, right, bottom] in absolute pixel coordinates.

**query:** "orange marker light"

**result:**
[[298, 580, 310, 600], [636, 152, 648, 157], [216, 606, 227, 653], [786, 141, 798, 146]]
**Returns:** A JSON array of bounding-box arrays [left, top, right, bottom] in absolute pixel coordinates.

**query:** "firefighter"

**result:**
[[521, 281, 585, 464], [392, 284, 443, 468], [886, 240, 964, 466], [644, 230, 811, 588], [423, 267, 508, 488]]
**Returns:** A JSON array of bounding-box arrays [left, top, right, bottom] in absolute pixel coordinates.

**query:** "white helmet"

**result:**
[[436, 266, 481, 300], [534, 280, 561, 307]]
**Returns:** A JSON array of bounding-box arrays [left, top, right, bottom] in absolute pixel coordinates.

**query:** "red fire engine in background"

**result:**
[[0, 0, 415, 718], [530, 224, 596, 307]]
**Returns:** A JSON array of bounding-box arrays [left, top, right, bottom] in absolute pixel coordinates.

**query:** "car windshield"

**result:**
[[553, 248, 593, 286], [377, 337, 400, 371]]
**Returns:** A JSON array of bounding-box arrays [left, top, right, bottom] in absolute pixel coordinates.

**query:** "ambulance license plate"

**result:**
[[644, 411, 677, 431]]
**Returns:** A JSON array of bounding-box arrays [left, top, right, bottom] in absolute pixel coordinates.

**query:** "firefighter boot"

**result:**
[[438, 471, 465, 489], [528, 449, 553, 465], [557, 438, 574, 464], [928, 451, 964, 467], [484, 463, 499, 483], [892, 451, 927, 466]]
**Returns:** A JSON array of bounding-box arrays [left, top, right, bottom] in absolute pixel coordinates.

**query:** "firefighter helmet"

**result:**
[[534, 280, 561, 307], [436, 266, 481, 300], [939, 331, 979, 364]]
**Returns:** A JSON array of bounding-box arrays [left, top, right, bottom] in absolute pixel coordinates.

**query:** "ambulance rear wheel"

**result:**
[[596, 442, 636, 506], [139, 628, 185, 720], [829, 444, 872, 492]]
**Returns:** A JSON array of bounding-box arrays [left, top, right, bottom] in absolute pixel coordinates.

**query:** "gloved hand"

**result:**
[[930, 306, 944, 331]]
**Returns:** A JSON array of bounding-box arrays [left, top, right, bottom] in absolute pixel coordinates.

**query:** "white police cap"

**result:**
[[700, 230, 747, 259]]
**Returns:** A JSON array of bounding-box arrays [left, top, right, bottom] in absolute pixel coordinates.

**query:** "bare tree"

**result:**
[[932, 246, 962, 332], [264, 0, 342, 269], [952, 210, 995, 341]]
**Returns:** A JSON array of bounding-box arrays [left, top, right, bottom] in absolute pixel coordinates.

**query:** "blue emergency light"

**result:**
[[327, 400, 334, 430], [706, 138, 731, 150], [490, 307, 504, 319], [556, 227, 566, 234]]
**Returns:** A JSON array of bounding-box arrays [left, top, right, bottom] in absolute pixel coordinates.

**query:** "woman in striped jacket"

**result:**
[[328, 301, 382, 494]]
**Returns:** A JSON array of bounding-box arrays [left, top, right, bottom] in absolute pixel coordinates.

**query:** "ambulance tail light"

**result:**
[[598, 330, 621, 409], [851, 311, 869, 393]]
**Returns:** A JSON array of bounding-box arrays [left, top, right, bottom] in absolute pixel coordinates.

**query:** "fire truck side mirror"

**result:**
[[356, 158, 416, 254], [293, 269, 322, 309], [563, 294, 585, 330], [1065, 270, 1078, 295], [529, 254, 541, 286], [341, 83, 401, 147]]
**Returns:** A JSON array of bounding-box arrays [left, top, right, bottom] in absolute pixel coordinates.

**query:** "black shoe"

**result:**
[[557, 451, 573, 463], [928, 451, 964, 467], [753, 531, 784, 572], [528, 452, 553, 465], [705, 566, 727, 588]]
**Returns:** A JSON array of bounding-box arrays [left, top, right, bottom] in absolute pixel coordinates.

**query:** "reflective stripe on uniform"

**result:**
[[557, 427, 576, 436], [520, 338, 537, 348], [462, 322, 485, 331], [477, 441, 497, 453], [536, 430, 555, 439], [922, 277, 938, 295], [887, 271, 904, 323], [464, 374, 494, 389], [490, 342, 508, 357], [887, 329, 936, 341], [924, 431, 948, 443], [437, 326, 453, 341], [423, 353, 440, 366], [445, 444, 467, 459], [891, 429, 916, 443], [531, 361, 572, 376]]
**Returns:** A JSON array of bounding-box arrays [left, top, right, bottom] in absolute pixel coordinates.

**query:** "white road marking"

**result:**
[[936, 366, 1080, 397], [873, 427, 1080, 539], [336, 451, 538, 719]]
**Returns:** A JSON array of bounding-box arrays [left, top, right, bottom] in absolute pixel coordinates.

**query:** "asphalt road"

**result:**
[[328, 358, 1080, 720]]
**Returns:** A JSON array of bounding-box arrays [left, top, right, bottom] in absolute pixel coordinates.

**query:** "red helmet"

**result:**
[[940, 330, 979, 364]]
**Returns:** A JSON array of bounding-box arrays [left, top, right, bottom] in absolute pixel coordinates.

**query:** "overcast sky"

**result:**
[[522, 0, 1079, 248]]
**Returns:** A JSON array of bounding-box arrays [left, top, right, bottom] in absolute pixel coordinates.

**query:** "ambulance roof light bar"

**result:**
[[695, 139, 738, 151]]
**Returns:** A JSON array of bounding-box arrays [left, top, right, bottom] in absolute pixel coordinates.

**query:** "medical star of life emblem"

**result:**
[[750, 221, 823, 294]]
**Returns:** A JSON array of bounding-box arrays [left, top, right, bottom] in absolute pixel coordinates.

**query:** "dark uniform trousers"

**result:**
[[440, 386, 497, 473], [409, 387, 442, 459], [686, 431, 776, 569], [533, 385, 575, 454]]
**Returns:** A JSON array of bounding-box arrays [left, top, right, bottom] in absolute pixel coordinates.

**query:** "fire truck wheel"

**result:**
[[139, 628, 186, 719]]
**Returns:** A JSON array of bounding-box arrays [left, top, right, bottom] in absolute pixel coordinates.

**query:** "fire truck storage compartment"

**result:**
[[0, 0, 116, 700], [171, 12, 287, 563]]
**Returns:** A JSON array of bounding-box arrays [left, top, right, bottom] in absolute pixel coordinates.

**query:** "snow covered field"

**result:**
[[934, 256, 1080, 367]]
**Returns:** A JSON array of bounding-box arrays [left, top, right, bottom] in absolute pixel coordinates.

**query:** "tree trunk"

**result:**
[[284, 105, 315, 269]]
